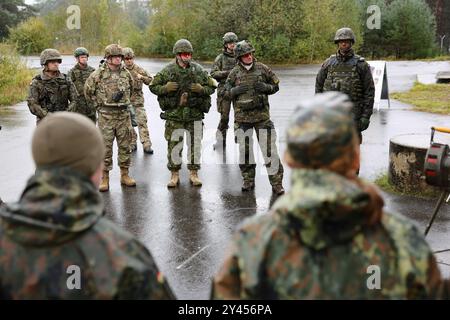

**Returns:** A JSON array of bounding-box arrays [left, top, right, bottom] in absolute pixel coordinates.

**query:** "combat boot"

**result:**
[[167, 171, 180, 188], [272, 184, 285, 195], [143, 143, 154, 154], [241, 180, 255, 192], [99, 171, 110, 192], [120, 167, 136, 187], [189, 170, 202, 187]]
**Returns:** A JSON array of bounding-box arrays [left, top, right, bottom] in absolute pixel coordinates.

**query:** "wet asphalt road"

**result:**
[[0, 56, 450, 298]]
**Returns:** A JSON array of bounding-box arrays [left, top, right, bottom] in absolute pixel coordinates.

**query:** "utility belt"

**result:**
[[236, 95, 264, 111], [99, 104, 129, 112]]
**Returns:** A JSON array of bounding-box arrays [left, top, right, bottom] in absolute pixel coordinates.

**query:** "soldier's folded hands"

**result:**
[[230, 84, 249, 98], [164, 81, 179, 93], [190, 83, 205, 94]]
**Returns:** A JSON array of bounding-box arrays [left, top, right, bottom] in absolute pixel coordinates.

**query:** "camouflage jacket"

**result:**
[[225, 62, 279, 124], [27, 71, 76, 119], [212, 169, 444, 299], [125, 63, 152, 106], [210, 50, 236, 95], [84, 63, 134, 111], [149, 60, 216, 122], [315, 50, 375, 123], [0, 167, 175, 299], [67, 63, 96, 117]]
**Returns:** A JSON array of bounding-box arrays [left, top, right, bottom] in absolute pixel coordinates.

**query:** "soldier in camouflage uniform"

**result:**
[[225, 40, 284, 195], [0, 112, 175, 299], [67, 47, 96, 122], [84, 44, 136, 192], [123, 47, 154, 155], [150, 39, 216, 188], [212, 92, 444, 300], [315, 27, 375, 142], [27, 49, 76, 124], [210, 32, 238, 149]]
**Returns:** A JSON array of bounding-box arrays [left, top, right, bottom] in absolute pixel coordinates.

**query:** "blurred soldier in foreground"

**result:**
[[27, 48, 76, 124], [0, 112, 175, 299], [150, 39, 216, 188], [225, 40, 284, 195], [123, 47, 154, 154], [85, 44, 136, 192], [67, 47, 96, 122], [315, 27, 375, 143], [212, 92, 444, 299], [210, 32, 238, 149]]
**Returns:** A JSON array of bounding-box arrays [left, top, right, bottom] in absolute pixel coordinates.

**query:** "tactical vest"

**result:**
[[219, 53, 236, 82], [323, 55, 364, 104], [127, 64, 148, 106], [35, 74, 71, 113], [235, 65, 265, 112], [159, 62, 211, 122], [70, 65, 95, 96], [95, 65, 132, 107]]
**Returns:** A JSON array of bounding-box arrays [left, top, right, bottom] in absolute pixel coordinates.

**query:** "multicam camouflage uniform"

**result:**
[[67, 47, 96, 122], [212, 93, 443, 300], [27, 49, 76, 124], [123, 48, 153, 152], [149, 39, 215, 173], [315, 28, 375, 141], [84, 45, 134, 172], [210, 32, 238, 145], [0, 167, 175, 299], [225, 40, 284, 192]]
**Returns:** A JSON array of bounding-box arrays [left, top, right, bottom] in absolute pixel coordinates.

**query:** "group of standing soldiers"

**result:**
[[7, 27, 442, 301], [26, 27, 374, 196]]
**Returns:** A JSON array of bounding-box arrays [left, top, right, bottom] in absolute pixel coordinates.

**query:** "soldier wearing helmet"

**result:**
[[315, 27, 375, 144], [213, 92, 443, 300], [84, 44, 136, 192], [224, 40, 284, 195], [27, 48, 76, 124], [210, 32, 239, 149], [149, 39, 216, 188], [122, 47, 154, 155], [67, 47, 96, 122]]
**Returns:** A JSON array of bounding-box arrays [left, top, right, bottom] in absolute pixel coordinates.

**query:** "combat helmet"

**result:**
[[234, 40, 255, 59], [74, 47, 89, 57], [173, 39, 193, 55], [223, 32, 238, 45], [122, 47, 135, 59], [104, 44, 123, 58], [334, 27, 356, 44], [40, 49, 62, 66], [286, 92, 356, 167]]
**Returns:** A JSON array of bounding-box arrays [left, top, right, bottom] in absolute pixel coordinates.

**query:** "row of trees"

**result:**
[[0, 0, 35, 40], [3, 0, 441, 63]]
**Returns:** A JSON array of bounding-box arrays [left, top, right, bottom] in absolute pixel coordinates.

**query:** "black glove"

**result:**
[[230, 84, 249, 99], [112, 91, 124, 102], [254, 82, 272, 94], [359, 117, 370, 131]]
